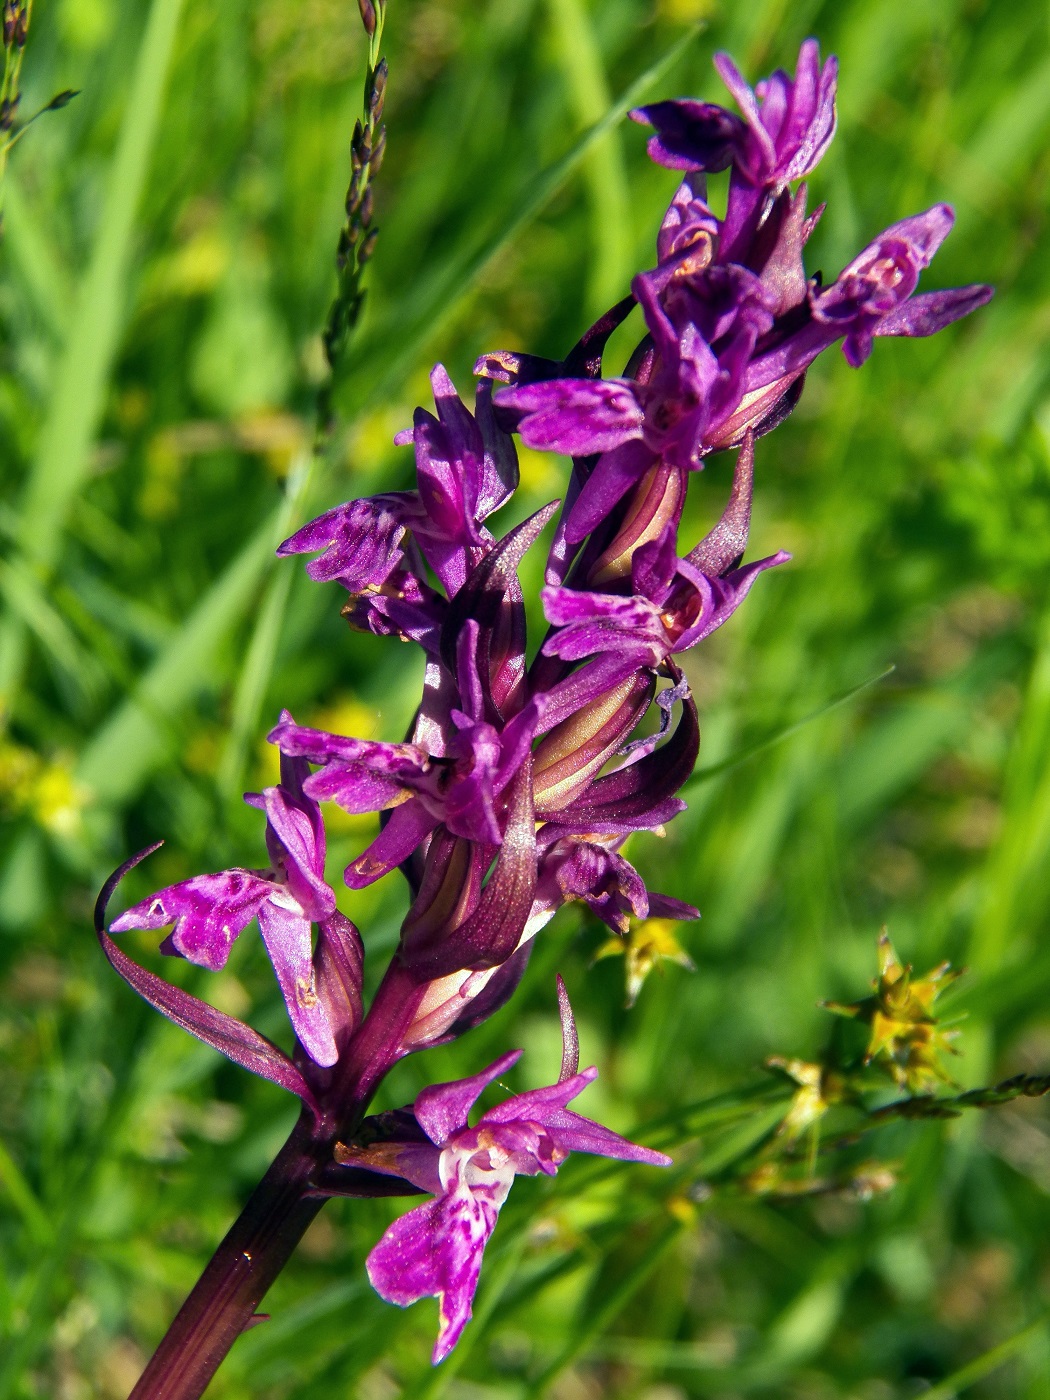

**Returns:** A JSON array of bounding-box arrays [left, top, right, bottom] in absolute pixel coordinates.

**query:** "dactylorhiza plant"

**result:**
[[97, 40, 991, 1398]]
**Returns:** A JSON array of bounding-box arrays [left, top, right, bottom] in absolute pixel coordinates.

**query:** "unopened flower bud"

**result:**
[[45, 89, 79, 113], [352, 122, 372, 167], [367, 58, 387, 119], [370, 126, 387, 176], [357, 0, 377, 37], [358, 227, 379, 264], [588, 463, 687, 586], [2, 1, 25, 48]]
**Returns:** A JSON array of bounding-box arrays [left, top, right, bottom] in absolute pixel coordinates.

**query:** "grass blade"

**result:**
[[77, 514, 279, 804], [525, 1222, 683, 1397], [683, 664, 896, 791], [547, 0, 634, 317], [0, 0, 188, 703], [920, 1316, 1049, 1400]]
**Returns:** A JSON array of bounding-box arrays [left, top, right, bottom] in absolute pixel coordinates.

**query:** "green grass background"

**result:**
[[2, 0, 1050, 1395]]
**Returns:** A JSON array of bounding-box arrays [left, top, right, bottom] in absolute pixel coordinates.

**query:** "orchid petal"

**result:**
[[873, 284, 994, 338], [495, 378, 645, 456], [97, 848, 321, 1115], [414, 1050, 523, 1145], [256, 900, 337, 1068], [366, 1184, 498, 1365], [344, 800, 439, 888], [110, 869, 273, 972], [629, 99, 744, 172], [277, 494, 418, 591]]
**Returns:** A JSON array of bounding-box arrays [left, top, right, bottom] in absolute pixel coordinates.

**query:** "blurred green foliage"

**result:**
[[2, 0, 1050, 1396]]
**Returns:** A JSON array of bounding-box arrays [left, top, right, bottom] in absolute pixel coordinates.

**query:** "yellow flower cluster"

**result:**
[[0, 739, 86, 838], [824, 929, 963, 1093]]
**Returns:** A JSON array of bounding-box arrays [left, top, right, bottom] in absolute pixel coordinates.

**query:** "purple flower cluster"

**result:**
[[100, 40, 990, 1363]]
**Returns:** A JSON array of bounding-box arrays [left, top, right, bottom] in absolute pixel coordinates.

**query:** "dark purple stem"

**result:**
[[128, 1111, 329, 1400], [127, 961, 428, 1399]]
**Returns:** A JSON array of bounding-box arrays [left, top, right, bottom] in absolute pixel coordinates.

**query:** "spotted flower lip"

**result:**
[[361, 1043, 670, 1363], [109, 741, 342, 1068]]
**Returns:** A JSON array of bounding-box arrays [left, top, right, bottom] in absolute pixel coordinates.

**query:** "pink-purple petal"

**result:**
[[366, 1184, 497, 1365], [873, 284, 994, 338], [564, 438, 657, 544], [344, 799, 438, 888], [276, 494, 418, 591], [629, 99, 745, 172], [261, 784, 333, 920], [540, 1108, 673, 1166], [414, 1050, 523, 1145], [257, 900, 338, 1068], [110, 870, 273, 972], [495, 378, 645, 456]]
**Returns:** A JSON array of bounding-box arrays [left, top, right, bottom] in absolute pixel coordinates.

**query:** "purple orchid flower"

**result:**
[[269, 696, 541, 886], [628, 98, 746, 174], [632, 39, 836, 192], [715, 39, 838, 191], [497, 214, 988, 545], [742, 204, 993, 396], [716, 40, 837, 264], [541, 544, 785, 670], [490, 42, 989, 553], [536, 832, 697, 934], [632, 40, 836, 264], [493, 276, 767, 541], [278, 367, 518, 643], [540, 437, 788, 673], [494, 270, 766, 469], [110, 741, 342, 1068], [358, 1035, 670, 1362], [810, 206, 972, 366], [392, 367, 519, 596], [653, 175, 722, 272]]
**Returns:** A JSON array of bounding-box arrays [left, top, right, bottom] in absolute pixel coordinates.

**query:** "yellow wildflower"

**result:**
[[594, 917, 695, 1007], [824, 929, 963, 1093]]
